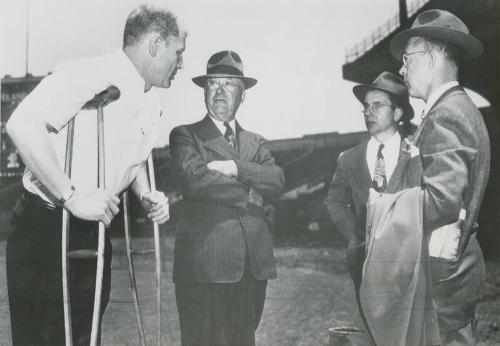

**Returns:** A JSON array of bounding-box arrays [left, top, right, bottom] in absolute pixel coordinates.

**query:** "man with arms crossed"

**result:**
[[170, 50, 284, 346]]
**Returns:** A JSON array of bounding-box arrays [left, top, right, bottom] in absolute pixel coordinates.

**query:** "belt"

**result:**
[[21, 188, 58, 210]]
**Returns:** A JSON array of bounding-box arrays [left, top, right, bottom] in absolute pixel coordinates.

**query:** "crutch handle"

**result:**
[[82, 86, 121, 110]]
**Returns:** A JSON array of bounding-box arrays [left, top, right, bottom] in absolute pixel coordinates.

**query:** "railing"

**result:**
[[344, 0, 431, 63], [407, 0, 429, 18]]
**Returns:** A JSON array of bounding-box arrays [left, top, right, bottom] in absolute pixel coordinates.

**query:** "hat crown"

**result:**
[[192, 50, 257, 89], [372, 72, 409, 99], [412, 9, 469, 34], [352, 71, 414, 121], [389, 9, 483, 61], [206, 50, 244, 77]]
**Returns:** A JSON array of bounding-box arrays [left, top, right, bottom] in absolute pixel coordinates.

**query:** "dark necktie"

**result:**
[[372, 144, 387, 192], [223, 121, 235, 147]]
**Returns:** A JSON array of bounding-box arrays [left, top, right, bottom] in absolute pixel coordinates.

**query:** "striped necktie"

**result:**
[[372, 144, 387, 192], [223, 121, 235, 147]]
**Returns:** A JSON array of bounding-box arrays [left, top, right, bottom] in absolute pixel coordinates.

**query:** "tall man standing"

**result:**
[[6, 5, 186, 345], [325, 71, 413, 338], [390, 9, 490, 345], [170, 50, 284, 346]]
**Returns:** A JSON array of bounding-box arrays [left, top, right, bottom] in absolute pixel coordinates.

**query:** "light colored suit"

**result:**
[[361, 187, 440, 346], [412, 86, 490, 335], [360, 85, 490, 344]]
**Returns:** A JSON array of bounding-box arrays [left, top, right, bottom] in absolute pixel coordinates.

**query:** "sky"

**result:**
[[2, 0, 486, 146]]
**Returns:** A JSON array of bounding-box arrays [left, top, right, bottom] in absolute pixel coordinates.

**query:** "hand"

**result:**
[[141, 191, 169, 225], [429, 221, 461, 260], [207, 160, 238, 177], [64, 189, 120, 227]]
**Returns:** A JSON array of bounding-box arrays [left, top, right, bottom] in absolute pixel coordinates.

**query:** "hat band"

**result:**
[[207, 65, 244, 77]]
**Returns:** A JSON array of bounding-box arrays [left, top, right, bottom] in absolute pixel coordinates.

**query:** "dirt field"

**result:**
[[0, 234, 499, 345]]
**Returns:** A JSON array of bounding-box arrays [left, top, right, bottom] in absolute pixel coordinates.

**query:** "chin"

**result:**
[[216, 113, 235, 122]]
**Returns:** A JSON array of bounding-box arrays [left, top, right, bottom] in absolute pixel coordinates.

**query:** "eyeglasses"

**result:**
[[206, 79, 241, 92], [402, 50, 426, 65], [361, 101, 394, 114]]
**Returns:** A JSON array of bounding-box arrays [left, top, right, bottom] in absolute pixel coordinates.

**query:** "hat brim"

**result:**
[[192, 74, 258, 89], [353, 84, 414, 121], [389, 26, 483, 61]]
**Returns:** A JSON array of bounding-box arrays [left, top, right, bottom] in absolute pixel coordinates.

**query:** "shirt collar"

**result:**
[[115, 49, 147, 93], [368, 131, 401, 148], [422, 81, 459, 118], [208, 114, 236, 136]]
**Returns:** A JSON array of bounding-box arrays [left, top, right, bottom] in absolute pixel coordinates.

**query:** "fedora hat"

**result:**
[[193, 50, 257, 89], [390, 9, 483, 61], [353, 71, 414, 121]]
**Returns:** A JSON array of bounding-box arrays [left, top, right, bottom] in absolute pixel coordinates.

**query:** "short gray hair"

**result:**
[[123, 5, 181, 47], [417, 36, 464, 68]]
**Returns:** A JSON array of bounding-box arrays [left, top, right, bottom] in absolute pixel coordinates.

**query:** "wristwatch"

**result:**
[[59, 185, 76, 205]]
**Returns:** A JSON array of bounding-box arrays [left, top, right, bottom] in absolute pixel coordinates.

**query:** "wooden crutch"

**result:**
[[123, 152, 162, 346], [62, 86, 121, 346]]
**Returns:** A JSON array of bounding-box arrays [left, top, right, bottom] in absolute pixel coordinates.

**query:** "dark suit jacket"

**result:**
[[169, 115, 284, 283], [411, 86, 490, 333]]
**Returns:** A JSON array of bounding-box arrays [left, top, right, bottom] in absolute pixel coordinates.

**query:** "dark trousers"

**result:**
[[175, 264, 267, 346], [6, 190, 112, 346]]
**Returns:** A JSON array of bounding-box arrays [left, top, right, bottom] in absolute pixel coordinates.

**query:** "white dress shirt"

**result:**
[[366, 131, 401, 182], [422, 81, 459, 118], [15, 50, 163, 204], [209, 115, 236, 137]]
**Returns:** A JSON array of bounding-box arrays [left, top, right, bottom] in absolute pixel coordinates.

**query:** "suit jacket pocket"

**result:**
[[430, 256, 460, 283]]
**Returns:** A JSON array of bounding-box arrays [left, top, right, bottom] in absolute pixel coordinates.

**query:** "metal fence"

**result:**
[[344, 0, 430, 63]]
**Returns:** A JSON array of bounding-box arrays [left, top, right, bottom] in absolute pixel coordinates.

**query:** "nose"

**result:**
[[177, 55, 184, 69], [215, 85, 225, 94]]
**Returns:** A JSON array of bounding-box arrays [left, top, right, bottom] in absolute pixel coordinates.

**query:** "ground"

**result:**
[[0, 234, 499, 345]]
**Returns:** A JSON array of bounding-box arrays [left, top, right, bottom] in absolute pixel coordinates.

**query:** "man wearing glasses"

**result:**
[[325, 71, 414, 340], [390, 9, 490, 345], [169, 50, 284, 346]]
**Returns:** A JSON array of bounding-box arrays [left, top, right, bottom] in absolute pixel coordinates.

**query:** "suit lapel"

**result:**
[[236, 122, 260, 162], [347, 142, 372, 192], [194, 115, 236, 159], [386, 141, 410, 193], [412, 85, 463, 145], [348, 139, 410, 194]]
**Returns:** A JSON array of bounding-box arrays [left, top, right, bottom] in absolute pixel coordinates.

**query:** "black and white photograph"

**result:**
[[1, 0, 499, 345]]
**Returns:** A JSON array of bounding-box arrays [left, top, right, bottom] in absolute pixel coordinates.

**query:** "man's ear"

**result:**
[[148, 34, 163, 57], [394, 108, 403, 122], [427, 49, 437, 69], [241, 91, 246, 104]]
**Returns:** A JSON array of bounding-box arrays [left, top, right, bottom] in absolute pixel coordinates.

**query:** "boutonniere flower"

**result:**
[[403, 138, 420, 158]]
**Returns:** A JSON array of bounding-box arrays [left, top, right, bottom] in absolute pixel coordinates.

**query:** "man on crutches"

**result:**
[[5, 5, 186, 345]]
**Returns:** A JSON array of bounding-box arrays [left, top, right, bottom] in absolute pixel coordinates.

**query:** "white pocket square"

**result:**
[[429, 209, 466, 260]]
